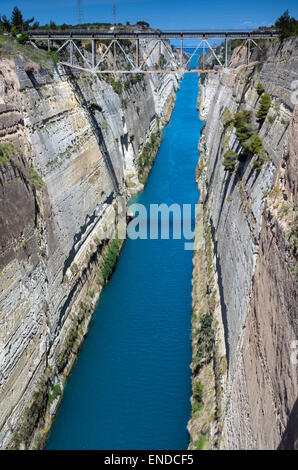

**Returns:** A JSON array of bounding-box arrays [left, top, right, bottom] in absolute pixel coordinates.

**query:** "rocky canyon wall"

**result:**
[[189, 38, 298, 450], [0, 42, 179, 449]]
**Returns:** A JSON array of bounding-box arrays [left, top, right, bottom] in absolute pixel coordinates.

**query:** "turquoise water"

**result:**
[[46, 62, 202, 450]]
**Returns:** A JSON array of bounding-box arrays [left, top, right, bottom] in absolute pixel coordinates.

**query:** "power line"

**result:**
[[77, 0, 83, 24], [113, 5, 116, 26]]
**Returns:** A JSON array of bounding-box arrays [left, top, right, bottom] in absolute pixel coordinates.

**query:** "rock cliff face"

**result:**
[[189, 38, 298, 449], [0, 45, 179, 449]]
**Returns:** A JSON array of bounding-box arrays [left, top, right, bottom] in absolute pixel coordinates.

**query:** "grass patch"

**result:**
[[194, 313, 215, 371], [195, 434, 206, 450], [48, 383, 61, 407], [28, 167, 44, 191], [101, 238, 122, 281], [12, 375, 50, 449], [138, 130, 162, 184], [0, 34, 58, 71]]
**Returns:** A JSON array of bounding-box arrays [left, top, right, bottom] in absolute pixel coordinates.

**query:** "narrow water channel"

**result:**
[[46, 59, 202, 450]]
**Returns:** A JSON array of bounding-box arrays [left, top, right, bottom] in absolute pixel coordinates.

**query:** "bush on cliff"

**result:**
[[256, 93, 271, 124], [12, 376, 50, 449], [249, 134, 264, 156], [16, 32, 29, 45], [138, 131, 161, 183], [233, 110, 255, 144], [28, 167, 44, 191], [195, 313, 215, 369], [222, 149, 238, 173], [256, 82, 265, 96], [101, 238, 121, 281], [193, 380, 203, 403]]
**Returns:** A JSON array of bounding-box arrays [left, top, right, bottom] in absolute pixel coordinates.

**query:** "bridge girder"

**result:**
[[27, 31, 277, 74]]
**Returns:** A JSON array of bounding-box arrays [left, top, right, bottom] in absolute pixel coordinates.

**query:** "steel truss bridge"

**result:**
[[28, 29, 279, 74]]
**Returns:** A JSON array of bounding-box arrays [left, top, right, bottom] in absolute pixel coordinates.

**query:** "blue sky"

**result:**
[[1, 0, 298, 30]]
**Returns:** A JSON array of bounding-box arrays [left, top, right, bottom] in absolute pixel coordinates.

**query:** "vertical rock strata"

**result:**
[[189, 38, 298, 449], [0, 47, 179, 449]]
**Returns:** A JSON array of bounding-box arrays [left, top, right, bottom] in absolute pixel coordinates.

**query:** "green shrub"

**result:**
[[113, 81, 122, 95], [101, 238, 121, 281], [10, 25, 21, 37], [12, 376, 50, 448], [0, 142, 19, 158], [84, 42, 92, 52], [256, 93, 271, 123], [267, 114, 274, 124], [195, 434, 206, 450], [47, 50, 60, 65], [57, 326, 78, 372], [193, 380, 203, 403], [253, 157, 265, 172], [138, 131, 161, 183], [124, 73, 143, 90], [48, 383, 61, 406], [121, 98, 128, 109], [230, 38, 243, 51], [233, 110, 255, 144], [70, 262, 78, 274], [16, 32, 29, 45], [256, 82, 264, 96], [222, 149, 238, 173], [28, 167, 44, 191], [249, 134, 264, 156], [42, 300, 49, 313], [195, 313, 215, 368], [192, 400, 202, 415]]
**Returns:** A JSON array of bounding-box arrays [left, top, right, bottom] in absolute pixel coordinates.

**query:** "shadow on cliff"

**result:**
[[61, 193, 115, 278], [64, 68, 120, 194], [277, 398, 298, 450]]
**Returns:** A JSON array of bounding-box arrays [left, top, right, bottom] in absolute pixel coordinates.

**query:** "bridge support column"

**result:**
[[225, 37, 228, 67], [92, 39, 96, 68], [247, 39, 251, 65], [136, 39, 139, 68], [113, 40, 116, 71], [158, 40, 161, 71], [180, 38, 183, 69], [69, 40, 74, 65]]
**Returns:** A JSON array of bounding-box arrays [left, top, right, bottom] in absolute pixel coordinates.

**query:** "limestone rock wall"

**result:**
[[191, 37, 298, 449], [0, 47, 179, 449]]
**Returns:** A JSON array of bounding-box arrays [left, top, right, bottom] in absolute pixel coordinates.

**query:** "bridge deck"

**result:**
[[28, 30, 279, 40]]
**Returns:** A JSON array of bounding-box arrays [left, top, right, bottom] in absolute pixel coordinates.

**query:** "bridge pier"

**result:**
[[136, 39, 139, 68], [113, 40, 116, 71], [69, 40, 74, 65], [180, 38, 183, 69], [92, 39, 96, 68]]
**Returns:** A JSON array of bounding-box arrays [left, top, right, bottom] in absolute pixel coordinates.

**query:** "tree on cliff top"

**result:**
[[11, 6, 23, 27], [9, 6, 34, 32], [275, 10, 298, 40], [0, 15, 11, 32]]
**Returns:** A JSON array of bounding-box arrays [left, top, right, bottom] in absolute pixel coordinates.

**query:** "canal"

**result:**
[[46, 57, 202, 450]]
